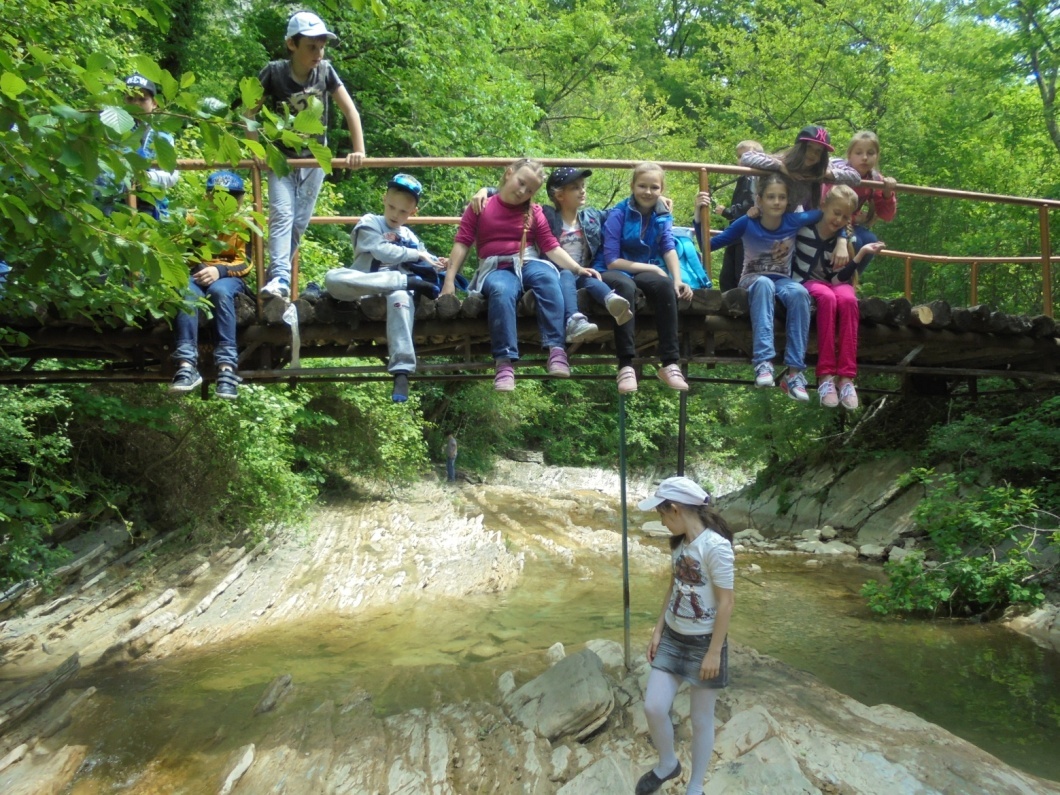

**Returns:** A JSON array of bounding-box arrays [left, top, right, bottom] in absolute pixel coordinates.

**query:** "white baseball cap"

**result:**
[[637, 476, 711, 511], [287, 11, 337, 40]]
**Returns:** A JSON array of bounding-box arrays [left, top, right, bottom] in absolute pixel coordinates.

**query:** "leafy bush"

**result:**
[[862, 469, 1058, 617]]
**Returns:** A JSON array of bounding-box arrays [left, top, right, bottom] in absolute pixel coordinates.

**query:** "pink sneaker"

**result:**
[[656, 363, 689, 391], [494, 361, 515, 392], [839, 381, 859, 410], [616, 366, 638, 394], [547, 347, 571, 377]]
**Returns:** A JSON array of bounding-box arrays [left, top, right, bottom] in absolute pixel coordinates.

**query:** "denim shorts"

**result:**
[[651, 623, 729, 689]]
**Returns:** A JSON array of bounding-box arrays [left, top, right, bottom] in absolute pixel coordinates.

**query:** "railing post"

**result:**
[[699, 168, 712, 284], [252, 164, 265, 321], [1041, 205, 1054, 318], [904, 256, 912, 302], [970, 261, 979, 306]]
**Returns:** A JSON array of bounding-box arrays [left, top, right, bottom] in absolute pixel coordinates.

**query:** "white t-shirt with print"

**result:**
[[665, 530, 735, 636]]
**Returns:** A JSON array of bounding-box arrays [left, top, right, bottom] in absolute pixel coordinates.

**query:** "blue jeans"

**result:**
[[267, 167, 325, 284], [558, 269, 612, 320], [446, 456, 457, 482], [481, 259, 565, 360], [173, 276, 247, 368], [747, 275, 809, 370]]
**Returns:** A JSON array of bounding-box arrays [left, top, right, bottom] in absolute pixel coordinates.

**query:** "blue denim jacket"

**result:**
[[541, 205, 607, 271]]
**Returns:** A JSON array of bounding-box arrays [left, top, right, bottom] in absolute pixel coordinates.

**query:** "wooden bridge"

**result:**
[[2, 158, 1058, 393]]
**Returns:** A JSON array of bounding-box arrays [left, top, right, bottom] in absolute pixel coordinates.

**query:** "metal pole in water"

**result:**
[[619, 392, 631, 671]]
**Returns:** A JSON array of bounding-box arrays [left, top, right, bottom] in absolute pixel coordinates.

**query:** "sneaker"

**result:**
[[781, 371, 810, 402], [839, 381, 860, 410], [494, 361, 516, 392], [604, 291, 634, 325], [616, 365, 638, 394], [169, 363, 202, 394], [565, 313, 599, 343], [215, 367, 242, 400], [818, 378, 839, 408], [392, 372, 410, 403], [260, 277, 290, 300], [656, 363, 689, 391], [547, 347, 571, 377], [754, 362, 775, 388]]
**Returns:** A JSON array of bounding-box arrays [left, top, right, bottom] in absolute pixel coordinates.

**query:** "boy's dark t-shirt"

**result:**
[[258, 60, 343, 156]]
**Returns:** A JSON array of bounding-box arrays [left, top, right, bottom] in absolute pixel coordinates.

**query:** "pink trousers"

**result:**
[[805, 280, 859, 378]]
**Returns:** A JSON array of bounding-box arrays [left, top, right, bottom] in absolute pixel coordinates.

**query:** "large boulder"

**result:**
[[503, 650, 615, 742], [556, 754, 634, 794]]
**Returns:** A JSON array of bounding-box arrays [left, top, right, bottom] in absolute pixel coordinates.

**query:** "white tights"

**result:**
[[643, 668, 719, 795]]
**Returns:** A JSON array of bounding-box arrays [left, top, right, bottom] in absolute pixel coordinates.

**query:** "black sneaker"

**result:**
[[216, 368, 242, 400], [392, 373, 410, 403], [405, 275, 440, 300], [169, 363, 202, 394]]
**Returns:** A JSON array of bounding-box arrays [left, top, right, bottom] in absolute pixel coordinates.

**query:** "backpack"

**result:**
[[672, 227, 712, 289]]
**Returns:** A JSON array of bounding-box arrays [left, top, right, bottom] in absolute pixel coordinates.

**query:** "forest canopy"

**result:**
[[1, 0, 1059, 589]]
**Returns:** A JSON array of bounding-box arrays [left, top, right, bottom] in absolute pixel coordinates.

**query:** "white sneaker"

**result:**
[[604, 291, 633, 325], [781, 371, 810, 402], [754, 362, 774, 388], [839, 382, 860, 410], [565, 313, 599, 343], [260, 277, 290, 300]]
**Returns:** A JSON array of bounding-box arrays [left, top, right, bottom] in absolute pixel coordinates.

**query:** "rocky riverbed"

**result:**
[[0, 461, 1058, 794]]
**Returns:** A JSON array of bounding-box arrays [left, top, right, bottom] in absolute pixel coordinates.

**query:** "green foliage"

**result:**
[[861, 470, 1056, 617], [920, 396, 1060, 508]]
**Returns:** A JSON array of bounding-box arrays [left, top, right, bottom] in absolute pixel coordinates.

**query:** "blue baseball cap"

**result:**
[[206, 170, 245, 195], [387, 173, 423, 202]]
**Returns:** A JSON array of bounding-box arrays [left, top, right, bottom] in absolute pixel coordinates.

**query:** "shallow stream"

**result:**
[[55, 499, 1060, 791]]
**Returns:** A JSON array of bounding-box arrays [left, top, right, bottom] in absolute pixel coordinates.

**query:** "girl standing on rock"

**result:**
[[637, 476, 735, 795]]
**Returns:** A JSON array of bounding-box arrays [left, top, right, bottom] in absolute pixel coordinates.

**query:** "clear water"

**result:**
[[51, 501, 1060, 792]]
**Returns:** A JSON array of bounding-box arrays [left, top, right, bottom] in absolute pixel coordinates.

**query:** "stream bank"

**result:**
[[0, 463, 1057, 793]]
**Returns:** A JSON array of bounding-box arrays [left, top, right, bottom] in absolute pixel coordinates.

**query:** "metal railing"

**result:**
[[173, 157, 1060, 318]]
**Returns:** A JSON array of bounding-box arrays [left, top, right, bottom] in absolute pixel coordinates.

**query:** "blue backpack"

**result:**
[[672, 227, 712, 289]]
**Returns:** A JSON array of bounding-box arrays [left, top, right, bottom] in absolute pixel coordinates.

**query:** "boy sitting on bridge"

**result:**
[[169, 171, 252, 400], [323, 173, 449, 403]]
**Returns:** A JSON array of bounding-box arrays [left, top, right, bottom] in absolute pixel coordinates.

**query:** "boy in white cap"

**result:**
[[249, 11, 367, 300]]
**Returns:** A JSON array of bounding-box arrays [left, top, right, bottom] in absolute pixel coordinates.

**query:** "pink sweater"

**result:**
[[454, 196, 560, 258]]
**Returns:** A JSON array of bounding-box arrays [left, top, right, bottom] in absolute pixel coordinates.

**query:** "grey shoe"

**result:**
[[565, 313, 599, 343]]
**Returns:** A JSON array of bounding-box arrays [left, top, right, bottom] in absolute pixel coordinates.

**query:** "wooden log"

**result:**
[[435, 293, 462, 320], [294, 297, 315, 325], [261, 297, 288, 325], [859, 297, 889, 324], [951, 303, 992, 332], [312, 297, 359, 326], [722, 288, 750, 317], [0, 652, 80, 736], [460, 292, 487, 319], [929, 300, 952, 328], [908, 305, 934, 328], [359, 294, 387, 321], [235, 293, 257, 326], [888, 297, 912, 325], [688, 288, 725, 315], [414, 295, 437, 321], [1029, 314, 1057, 338]]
